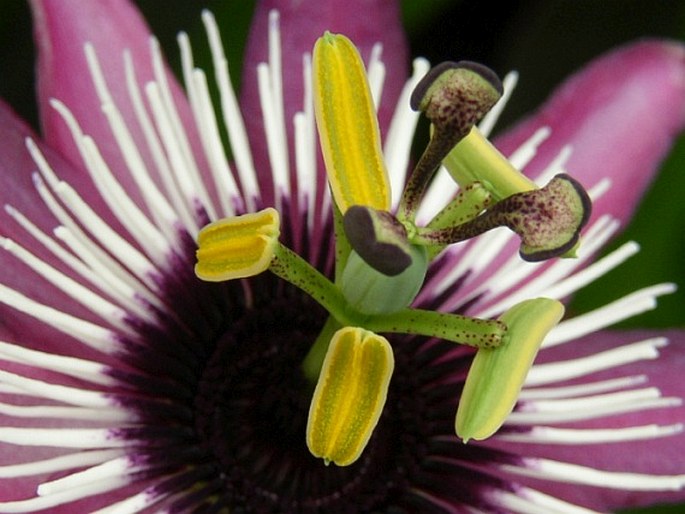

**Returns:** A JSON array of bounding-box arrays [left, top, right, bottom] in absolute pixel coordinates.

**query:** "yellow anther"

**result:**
[[313, 32, 390, 213], [307, 327, 394, 466], [195, 208, 280, 282], [456, 298, 564, 442]]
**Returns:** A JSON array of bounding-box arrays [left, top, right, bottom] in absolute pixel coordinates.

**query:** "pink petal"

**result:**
[[0, 105, 148, 506], [30, 0, 200, 188], [240, 0, 408, 203], [495, 40, 685, 228], [499, 329, 685, 511], [0, 100, 115, 342]]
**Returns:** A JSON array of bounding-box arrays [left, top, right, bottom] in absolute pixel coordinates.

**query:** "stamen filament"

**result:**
[[269, 243, 507, 350], [301, 316, 343, 383], [269, 243, 352, 325], [365, 308, 506, 348]]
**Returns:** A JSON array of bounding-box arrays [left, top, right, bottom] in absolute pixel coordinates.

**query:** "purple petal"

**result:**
[[241, 0, 408, 203], [501, 329, 685, 510], [30, 0, 200, 185], [0, 104, 148, 510], [495, 40, 685, 228], [0, 100, 113, 337]]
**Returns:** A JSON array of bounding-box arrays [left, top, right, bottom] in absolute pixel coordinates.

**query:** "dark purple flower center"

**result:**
[[118, 219, 516, 512], [192, 283, 417, 512]]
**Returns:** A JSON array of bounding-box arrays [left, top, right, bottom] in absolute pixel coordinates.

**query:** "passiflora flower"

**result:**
[[0, 0, 683, 512]]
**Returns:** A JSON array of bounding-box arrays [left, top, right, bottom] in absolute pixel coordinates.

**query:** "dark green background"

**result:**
[[1, 1, 683, 512]]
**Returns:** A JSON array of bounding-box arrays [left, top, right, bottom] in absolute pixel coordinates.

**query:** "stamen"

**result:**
[[365, 307, 506, 348], [226, 231, 508, 350], [444, 126, 537, 200], [313, 32, 391, 213], [457, 298, 564, 441], [307, 327, 394, 466], [268, 242, 350, 322], [195, 208, 280, 281]]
